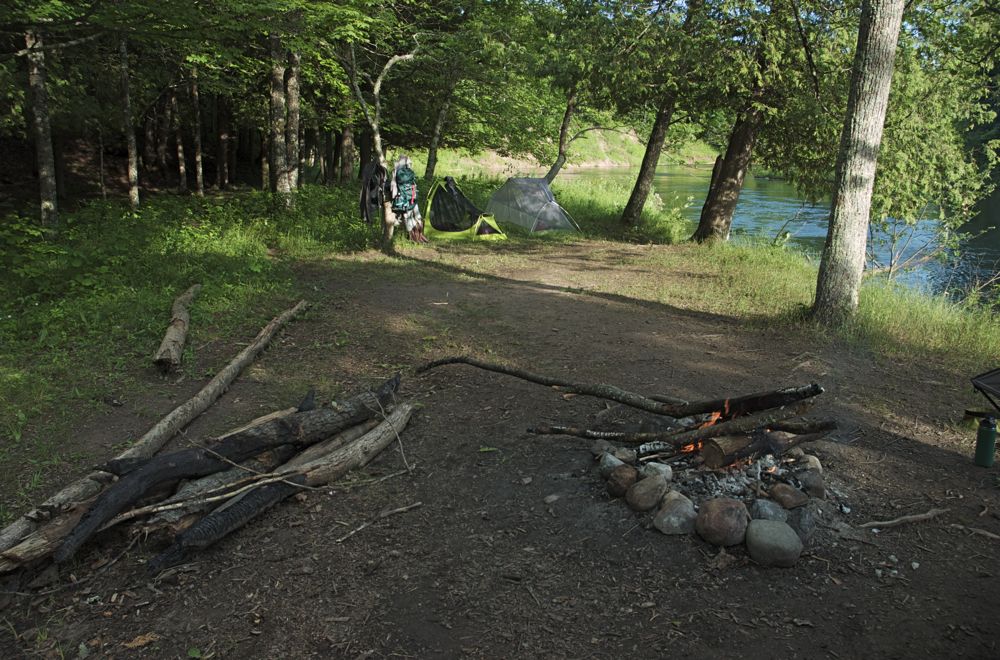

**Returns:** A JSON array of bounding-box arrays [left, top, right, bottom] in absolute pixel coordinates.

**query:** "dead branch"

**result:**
[[0, 300, 309, 556], [149, 404, 415, 571], [153, 284, 201, 372], [950, 524, 1000, 541], [335, 502, 423, 543], [858, 507, 949, 530], [53, 375, 400, 564]]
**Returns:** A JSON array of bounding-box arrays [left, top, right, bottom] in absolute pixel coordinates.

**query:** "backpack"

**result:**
[[392, 166, 418, 212]]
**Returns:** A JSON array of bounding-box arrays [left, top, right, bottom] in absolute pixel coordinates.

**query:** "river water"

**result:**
[[563, 165, 1000, 297]]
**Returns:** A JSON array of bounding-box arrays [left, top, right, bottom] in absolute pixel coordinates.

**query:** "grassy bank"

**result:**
[[2, 176, 998, 518]]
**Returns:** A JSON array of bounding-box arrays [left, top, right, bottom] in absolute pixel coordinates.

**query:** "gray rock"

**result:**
[[797, 469, 825, 499], [696, 498, 749, 546], [543, 494, 560, 505], [599, 453, 625, 479], [607, 465, 638, 497], [750, 498, 788, 522], [786, 447, 805, 459], [613, 447, 637, 464], [590, 439, 617, 457], [746, 520, 803, 567], [640, 462, 673, 482], [787, 500, 821, 545], [626, 474, 670, 512], [653, 491, 697, 535], [769, 483, 809, 509], [798, 454, 823, 474]]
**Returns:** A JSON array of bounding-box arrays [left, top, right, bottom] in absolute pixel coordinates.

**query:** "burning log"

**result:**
[[153, 284, 201, 372], [53, 375, 400, 563], [701, 436, 754, 469], [148, 403, 415, 571]]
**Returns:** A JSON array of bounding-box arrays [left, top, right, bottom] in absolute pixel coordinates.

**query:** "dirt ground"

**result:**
[[2, 242, 999, 659]]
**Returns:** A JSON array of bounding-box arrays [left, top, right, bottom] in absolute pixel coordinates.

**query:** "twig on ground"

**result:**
[[950, 524, 1000, 541], [858, 507, 949, 530], [335, 502, 423, 543]]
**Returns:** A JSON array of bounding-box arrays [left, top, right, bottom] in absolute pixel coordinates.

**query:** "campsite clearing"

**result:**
[[1, 242, 997, 659]]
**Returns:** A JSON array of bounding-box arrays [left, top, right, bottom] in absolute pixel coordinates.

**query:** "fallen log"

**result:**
[[153, 284, 202, 372], [420, 356, 822, 421], [148, 403, 415, 572], [54, 374, 400, 564], [418, 356, 688, 413], [0, 300, 309, 555], [636, 401, 816, 458], [701, 436, 753, 469]]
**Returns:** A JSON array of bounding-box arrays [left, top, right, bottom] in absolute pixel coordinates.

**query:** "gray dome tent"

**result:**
[[486, 178, 580, 233]]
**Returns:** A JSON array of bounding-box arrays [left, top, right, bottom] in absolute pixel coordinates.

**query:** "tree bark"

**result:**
[[340, 123, 354, 182], [171, 91, 188, 192], [216, 97, 230, 190], [120, 38, 140, 209], [156, 96, 171, 174], [326, 130, 339, 185], [812, 0, 905, 326], [691, 106, 762, 243], [544, 86, 578, 184], [269, 35, 291, 196], [153, 284, 201, 371], [425, 83, 456, 181], [190, 68, 204, 195], [620, 93, 677, 227], [285, 52, 301, 190], [24, 30, 58, 227]]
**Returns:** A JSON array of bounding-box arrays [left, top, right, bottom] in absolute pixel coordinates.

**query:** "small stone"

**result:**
[[590, 439, 617, 457], [607, 465, 638, 497], [543, 494, 560, 505], [888, 554, 898, 564], [911, 562, 920, 570], [640, 462, 673, 482], [875, 569, 883, 578], [746, 520, 803, 567], [787, 447, 805, 459], [520, 476, 533, 485], [599, 453, 625, 479], [769, 483, 809, 509], [696, 498, 749, 547], [798, 454, 823, 474], [750, 498, 788, 522], [653, 491, 697, 535], [626, 474, 669, 512], [797, 469, 825, 499], [613, 448, 637, 464], [787, 500, 820, 545]]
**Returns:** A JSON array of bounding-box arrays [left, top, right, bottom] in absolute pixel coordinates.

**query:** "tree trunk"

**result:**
[[340, 124, 354, 182], [156, 96, 171, 175], [119, 38, 140, 210], [97, 127, 106, 199], [260, 128, 270, 190], [190, 68, 204, 195], [285, 53, 302, 190], [544, 86, 577, 184], [357, 128, 370, 179], [690, 106, 761, 243], [25, 30, 58, 227], [143, 114, 157, 175], [216, 98, 230, 190], [812, 0, 905, 326], [620, 94, 677, 228], [171, 91, 188, 192], [425, 83, 456, 181], [326, 130, 338, 185], [269, 35, 290, 196]]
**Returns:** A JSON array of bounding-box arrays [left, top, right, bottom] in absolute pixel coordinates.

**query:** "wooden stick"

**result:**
[[949, 524, 1000, 541], [335, 502, 423, 543], [0, 300, 309, 555], [858, 508, 949, 530], [153, 283, 202, 372]]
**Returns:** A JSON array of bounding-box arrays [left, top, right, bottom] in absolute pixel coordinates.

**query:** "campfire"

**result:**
[[419, 356, 841, 568]]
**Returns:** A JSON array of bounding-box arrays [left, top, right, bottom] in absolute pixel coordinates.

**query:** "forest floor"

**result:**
[[2, 240, 999, 659]]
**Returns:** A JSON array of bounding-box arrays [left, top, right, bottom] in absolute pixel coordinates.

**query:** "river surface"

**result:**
[[562, 165, 1000, 296]]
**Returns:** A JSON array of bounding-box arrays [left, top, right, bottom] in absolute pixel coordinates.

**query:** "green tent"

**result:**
[[425, 177, 507, 241]]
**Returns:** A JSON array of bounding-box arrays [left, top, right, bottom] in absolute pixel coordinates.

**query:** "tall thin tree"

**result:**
[[24, 30, 58, 226], [120, 37, 140, 209], [812, 0, 906, 325]]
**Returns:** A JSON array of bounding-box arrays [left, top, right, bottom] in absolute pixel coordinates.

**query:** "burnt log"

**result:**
[[54, 375, 400, 563], [153, 284, 201, 372], [149, 403, 414, 571], [701, 436, 753, 469], [698, 428, 836, 469]]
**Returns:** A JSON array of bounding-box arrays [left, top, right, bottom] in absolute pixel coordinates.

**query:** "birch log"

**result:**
[[153, 284, 201, 372]]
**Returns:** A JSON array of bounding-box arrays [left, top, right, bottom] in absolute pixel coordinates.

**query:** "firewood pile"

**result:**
[[0, 298, 416, 578], [420, 356, 844, 568]]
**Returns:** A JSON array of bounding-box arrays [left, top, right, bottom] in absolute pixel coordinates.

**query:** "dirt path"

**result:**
[[3, 243, 998, 659]]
